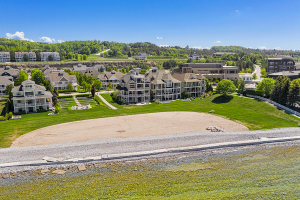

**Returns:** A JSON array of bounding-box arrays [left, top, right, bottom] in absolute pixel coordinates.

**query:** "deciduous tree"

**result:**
[[216, 79, 236, 95]]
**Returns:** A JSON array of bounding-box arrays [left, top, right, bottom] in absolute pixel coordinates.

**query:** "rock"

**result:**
[[41, 169, 49, 173], [2, 174, 10, 179], [52, 169, 66, 175], [78, 164, 86, 171]]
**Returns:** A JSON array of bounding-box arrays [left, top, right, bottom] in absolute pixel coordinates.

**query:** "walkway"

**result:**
[[253, 64, 263, 81], [96, 92, 117, 110], [59, 91, 113, 96], [73, 96, 81, 107], [95, 49, 110, 56]]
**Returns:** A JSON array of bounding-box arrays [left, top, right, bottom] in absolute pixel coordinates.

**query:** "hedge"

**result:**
[[57, 89, 77, 93], [0, 116, 7, 121], [58, 95, 73, 99], [76, 94, 90, 97]]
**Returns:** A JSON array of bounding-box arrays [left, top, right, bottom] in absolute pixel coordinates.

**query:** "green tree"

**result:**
[[23, 54, 29, 62], [216, 79, 236, 95], [68, 52, 73, 60], [93, 80, 102, 91], [181, 92, 190, 99], [288, 81, 300, 107], [238, 81, 245, 93], [18, 70, 28, 82], [256, 78, 276, 98], [233, 78, 239, 88], [128, 51, 132, 57], [91, 85, 96, 97], [31, 69, 45, 85], [5, 84, 14, 100], [66, 83, 73, 92], [252, 73, 257, 80], [83, 54, 87, 60], [75, 53, 79, 60], [261, 68, 267, 76], [278, 77, 291, 105], [48, 55, 54, 61], [107, 82, 112, 90], [80, 46, 91, 55], [81, 81, 87, 91]]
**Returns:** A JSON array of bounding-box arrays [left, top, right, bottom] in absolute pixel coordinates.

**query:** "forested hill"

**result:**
[[0, 38, 298, 61]]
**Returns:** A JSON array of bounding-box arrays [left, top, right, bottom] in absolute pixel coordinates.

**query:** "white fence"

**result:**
[[247, 94, 300, 117]]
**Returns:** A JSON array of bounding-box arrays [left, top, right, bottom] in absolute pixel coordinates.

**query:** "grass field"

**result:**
[[77, 98, 97, 106], [1, 145, 300, 199], [59, 99, 77, 108], [0, 94, 299, 148]]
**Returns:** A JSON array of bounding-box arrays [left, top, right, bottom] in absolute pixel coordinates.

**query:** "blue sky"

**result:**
[[1, 0, 299, 50]]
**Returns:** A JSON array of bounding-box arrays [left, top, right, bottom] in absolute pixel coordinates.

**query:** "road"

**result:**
[[95, 49, 110, 56], [253, 64, 263, 81]]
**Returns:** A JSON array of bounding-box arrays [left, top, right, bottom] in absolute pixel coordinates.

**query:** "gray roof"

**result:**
[[98, 71, 123, 81], [268, 71, 300, 76], [0, 76, 13, 85], [11, 80, 46, 92], [223, 66, 239, 70], [183, 63, 223, 68], [0, 67, 19, 77], [145, 70, 181, 84], [172, 73, 204, 83], [45, 72, 77, 83], [73, 64, 87, 71], [268, 56, 295, 62]]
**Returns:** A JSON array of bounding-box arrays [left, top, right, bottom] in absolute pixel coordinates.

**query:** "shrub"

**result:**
[[181, 92, 190, 99], [0, 116, 7, 121], [155, 99, 161, 104], [76, 94, 90, 98], [57, 89, 77, 93], [8, 112, 13, 119], [58, 95, 73, 99], [245, 89, 256, 95]]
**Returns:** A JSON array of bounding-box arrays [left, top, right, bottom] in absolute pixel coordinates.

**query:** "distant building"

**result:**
[[97, 71, 123, 89], [177, 63, 239, 81], [134, 53, 147, 60], [0, 76, 13, 96], [188, 53, 200, 60], [0, 52, 10, 62], [117, 68, 151, 104], [0, 66, 19, 80], [73, 64, 106, 73], [241, 74, 252, 84], [268, 71, 300, 80], [212, 52, 235, 57], [172, 72, 205, 98], [15, 52, 36, 62], [267, 56, 295, 74], [42, 65, 57, 76], [40, 52, 60, 62], [145, 68, 181, 101], [73, 64, 87, 72], [12, 80, 53, 113], [45, 71, 78, 91]]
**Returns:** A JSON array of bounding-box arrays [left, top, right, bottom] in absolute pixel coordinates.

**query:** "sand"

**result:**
[[12, 112, 249, 147]]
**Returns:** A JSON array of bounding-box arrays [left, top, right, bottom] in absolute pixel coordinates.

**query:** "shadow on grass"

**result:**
[[212, 95, 233, 104]]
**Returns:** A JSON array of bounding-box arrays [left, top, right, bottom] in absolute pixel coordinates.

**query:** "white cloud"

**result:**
[[205, 47, 209, 49], [160, 45, 169, 47], [58, 40, 65, 43], [30, 39, 34, 42], [40, 36, 55, 43], [236, 10, 239, 12], [214, 40, 222, 43], [274, 47, 281, 50], [257, 46, 267, 49], [192, 46, 202, 49], [6, 31, 31, 41], [157, 37, 163, 39]]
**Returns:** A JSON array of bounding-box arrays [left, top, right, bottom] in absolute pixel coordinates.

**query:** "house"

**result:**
[[45, 70, 78, 90], [188, 53, 200, 60], [0, 52, 10, 62], [73, 64, 87, 72], [93, 64, 106, 73], [145, 68, 181, 101], [134, 53, 147, 60], [15, 52, 36, 62], [172, 72, 205, 98], [0, 76, 13, 96], [73, 64, 106, 73], [42, 65, 57, 76], [97, 71, 123, 89], [40, 52, 60, 62], [0, 66, 20, 80], [117, 68, 151, 104], [12, 80, 53, 113], [212, 52, 234, 57], [241, 74, 253, 84], [177, 63, 239, 81], [267, 56, 295, 74]]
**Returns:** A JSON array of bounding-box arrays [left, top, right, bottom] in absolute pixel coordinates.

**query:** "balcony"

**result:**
[[14, 103, 25, 107], [26, 103, 35, 107]]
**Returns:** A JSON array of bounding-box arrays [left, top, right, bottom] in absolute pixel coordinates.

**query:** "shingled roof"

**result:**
[[145, 70, 181, 84], [45, 72, 77, 82], [172, 72, 205, 82]]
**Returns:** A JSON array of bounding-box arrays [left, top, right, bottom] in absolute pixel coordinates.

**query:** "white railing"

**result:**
[[247, 94, 300, 117], [14, 104, 25, 107]]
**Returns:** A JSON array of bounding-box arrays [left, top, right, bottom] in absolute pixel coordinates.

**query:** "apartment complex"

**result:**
[[45, 71, 78, 90], [73, 64, 106, 73], [145, 69, 181, 101], [0, 52, 10, 62], [0, 66, 20, 80], [177, 63, 239, 81], [0, 76, 13, 96], [15, 52, 36, 62], [117, 68, 150, 104], [40, 52, 60, 62], [97, 71, 123, 89], [267, 56, 295, 74], [172, 72, 205, 98], [134, 53, 147, 60], [12, 80, 53, 113]]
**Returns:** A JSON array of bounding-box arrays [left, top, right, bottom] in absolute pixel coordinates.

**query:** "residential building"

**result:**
[[42, 65, 57, 76], [134, 53, 147, 60], [188, 53, 200, 60], [267, 56, 295, 74], [212, 52, 234, 57], [145, 68, 181, 101], [97, 71, 123, 89], [73, 64, 87, 72], [45, 70, 78, 91], [0, 76, 13, 96], [12, 80, 53, 113], [172, 72, 205, 98], [117, 68, 150, 104], [40, 52, 60, 62], [268, 71, 300, 80], [0, 66, 19, 80], [241, 74, 253, 84], [73, 64, 106, 73], [15, 52, 36, 62], [0, 52, 10, 62], [177, 63, 239, 81]]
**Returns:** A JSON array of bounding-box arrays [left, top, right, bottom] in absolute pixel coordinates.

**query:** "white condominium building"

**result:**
[[0, 52, 10, 62], [15, 52, 36, 62], [40, 52, 60, 62]]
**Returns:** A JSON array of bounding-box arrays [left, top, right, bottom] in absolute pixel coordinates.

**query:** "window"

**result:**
[[130, 84, 135, 88], [230, 71, 235, 73]]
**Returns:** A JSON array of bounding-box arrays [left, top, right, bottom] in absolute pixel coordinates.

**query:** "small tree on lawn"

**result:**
[[52, 90, 58, 106], [107, 82, 112, 91], [181, 92, 189, 99], [23, 54, 29, 62], [93, 80, 102, 91], [233, 78, 239, 88], [66, 83, 73, 92], [256, 78, 276, 98], [91, 85, 96, 97], [216, 79, 236, 95], [238, 80, 245, 93], [83, 54, 87, 60]]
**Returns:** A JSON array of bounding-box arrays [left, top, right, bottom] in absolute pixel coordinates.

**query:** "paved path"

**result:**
[[1, 128, 300, 172], [253, 64, 263, 81], [95, 49, 110, 56], [96, 92, 117, 109], [73, 96, 81, 107], [59, 91, 113, 97]]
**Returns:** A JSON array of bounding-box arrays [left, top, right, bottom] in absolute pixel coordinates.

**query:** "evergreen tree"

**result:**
[[128, 51, 132, 57], [288, 81, 300, 107], [278, 77, 290, 105], [238, 81, 245, 93]]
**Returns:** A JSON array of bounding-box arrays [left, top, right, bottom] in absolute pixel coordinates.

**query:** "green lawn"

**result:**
[[0, 94, 299, 148], [1, 145, 300, 199]]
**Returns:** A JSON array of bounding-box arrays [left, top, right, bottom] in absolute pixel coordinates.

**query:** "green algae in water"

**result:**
[[1, 146, 300, 199]]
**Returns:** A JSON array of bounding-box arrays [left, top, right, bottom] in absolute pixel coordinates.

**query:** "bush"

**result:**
[[8, 112, 13, 119], [58, 95, 73, 99], [76, 94, 90, 98], [0, 116, 7, 121], [57, 89, 77, 93], [155, 99, 161, 104], [181, 92, 190, 99], [245, 89, 256, 95]]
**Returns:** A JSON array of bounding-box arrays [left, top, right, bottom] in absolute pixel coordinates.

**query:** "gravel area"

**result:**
[[1, 127, 300, 173]]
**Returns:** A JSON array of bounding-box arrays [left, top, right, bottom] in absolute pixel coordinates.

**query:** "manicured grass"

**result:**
[[2, 146, 300, 199], [0, 94, 299, 148]]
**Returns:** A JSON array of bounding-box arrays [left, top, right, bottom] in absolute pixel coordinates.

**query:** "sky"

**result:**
[[0, 0, 299, 50]]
